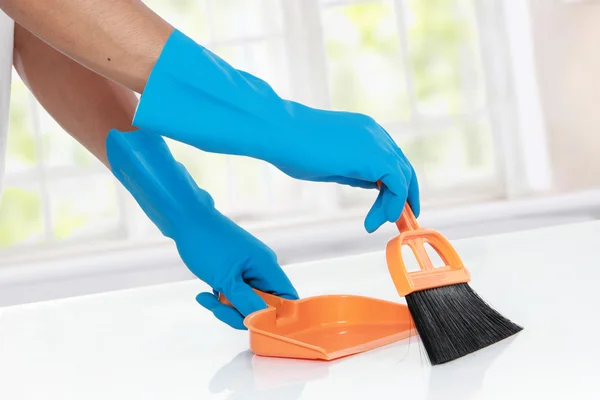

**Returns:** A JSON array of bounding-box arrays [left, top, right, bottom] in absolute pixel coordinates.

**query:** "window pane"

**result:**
[[223, 156, 271, 215], [320, 0, 378, 4], [403, 118, 496, 190], [144, 0, 210, 43], [0, 187, 44, 248], [406, 0, 485, 116], [6, 77, 36, 174], [338, 117, 496, 205], [209, 0, 283, 41], [38, 106, 101, 170], [322, 1, 410, 122], [49, 176, 118, 240]]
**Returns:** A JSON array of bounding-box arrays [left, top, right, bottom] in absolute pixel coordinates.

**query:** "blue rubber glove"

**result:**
[[133, 30, 420, 233], [106, 128, 298, 329]]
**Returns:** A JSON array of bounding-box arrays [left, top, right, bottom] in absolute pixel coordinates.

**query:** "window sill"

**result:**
[[0, 188, 598, 307]]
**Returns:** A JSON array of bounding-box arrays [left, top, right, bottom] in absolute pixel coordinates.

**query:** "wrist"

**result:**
[[132, 29, 286, 159], [106, 128, 217, 238]]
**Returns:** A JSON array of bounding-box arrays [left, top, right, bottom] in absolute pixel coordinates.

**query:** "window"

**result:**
[[0, 0, 515, 256]]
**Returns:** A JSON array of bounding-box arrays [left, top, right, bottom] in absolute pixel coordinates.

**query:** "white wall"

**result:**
[[528, 0, 600, 191]]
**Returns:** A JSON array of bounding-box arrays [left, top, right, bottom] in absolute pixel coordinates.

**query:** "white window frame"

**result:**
[[279, 0, 551, 203], [0, 0, 551, 270]]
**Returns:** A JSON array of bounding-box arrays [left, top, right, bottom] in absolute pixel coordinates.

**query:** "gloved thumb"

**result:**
[[196, 279, 268, 330], [364, 184, 404, 233], [197, 292, 246, 329]]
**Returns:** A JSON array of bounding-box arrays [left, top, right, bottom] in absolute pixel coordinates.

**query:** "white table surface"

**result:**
[[1, 221, 600, 399]]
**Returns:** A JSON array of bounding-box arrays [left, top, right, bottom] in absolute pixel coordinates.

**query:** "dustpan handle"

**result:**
[[218, 289, 285, 310], [376, 180, 419, 232]]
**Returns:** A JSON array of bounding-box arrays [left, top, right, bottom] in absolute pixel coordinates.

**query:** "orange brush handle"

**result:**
[[395, 202, 419, 232], [377, 181, 470, 296], [375, 180, 419, 232]]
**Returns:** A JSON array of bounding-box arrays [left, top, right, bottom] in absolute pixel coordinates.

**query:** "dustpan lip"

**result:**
[[244, 308, 329, 359]]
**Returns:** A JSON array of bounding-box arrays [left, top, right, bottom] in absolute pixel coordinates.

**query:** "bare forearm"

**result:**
[[13, 24, 138, 167], [1, 0, 173, 93]]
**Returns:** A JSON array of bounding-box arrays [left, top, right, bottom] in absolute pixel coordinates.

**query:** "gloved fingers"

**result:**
[[364, 188, 387, 233], [364, 170, 411, 233], [196, 292, 246, 330], [407, 170, 421, 218], [380, 172, 408, 221], [380, 171, 409, 203], [242, 255, 299, 301], [244, 278, 299, 301], [382, 183, 405, 223], [218, 277, 269, 318]]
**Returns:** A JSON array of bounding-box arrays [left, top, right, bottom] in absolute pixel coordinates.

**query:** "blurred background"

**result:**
[[1, 0, 599, 304]]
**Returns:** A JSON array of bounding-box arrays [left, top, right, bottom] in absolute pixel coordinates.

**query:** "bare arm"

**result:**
[[13, 24, 139, 167], [3, 0, 173, 93]]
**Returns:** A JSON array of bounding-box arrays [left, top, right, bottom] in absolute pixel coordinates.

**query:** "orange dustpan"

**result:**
[[219, 290, 416, 361]]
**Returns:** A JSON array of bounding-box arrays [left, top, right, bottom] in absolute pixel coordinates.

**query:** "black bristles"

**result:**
[[406, 282, 523, 365]]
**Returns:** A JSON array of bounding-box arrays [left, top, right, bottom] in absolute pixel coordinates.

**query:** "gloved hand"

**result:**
[[133, 30, 420, 233], [106, 128, 298, 329]]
